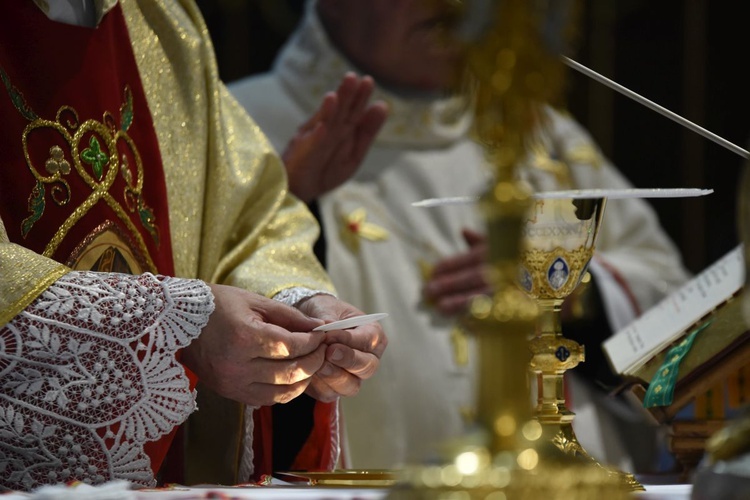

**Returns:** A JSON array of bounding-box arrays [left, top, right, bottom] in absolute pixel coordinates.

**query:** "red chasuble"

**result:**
[[0, 2, 187, 478]]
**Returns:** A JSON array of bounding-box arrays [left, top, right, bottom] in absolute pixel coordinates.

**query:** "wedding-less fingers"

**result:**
[[325, 343, 380, 380], [245, 322, 326, 360], [313, 361, 364, 399], [297, 91, 338, 135], [331, 72, 359, 127], [434, 288, 492, 316], [347, 75, 376, 122], [426, 265, 488, 298], [210, 346, 323, 406], [243, 379, 314, 406], [350, 102, 389, 165], [430, 247, 485, 277], [323, 325, 388, 359]]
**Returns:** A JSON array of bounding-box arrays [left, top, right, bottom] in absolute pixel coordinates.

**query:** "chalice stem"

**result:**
[[535, 299, 575, 423], [532, 299, 644, 491]]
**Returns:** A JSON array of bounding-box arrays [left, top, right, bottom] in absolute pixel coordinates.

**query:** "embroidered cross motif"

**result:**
[[81, 136, 109, 180], [340, 208, 388, 252]]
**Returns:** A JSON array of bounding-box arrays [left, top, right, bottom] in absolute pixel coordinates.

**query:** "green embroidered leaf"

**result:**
[[120, 87, 133, 131], [21, 181, 45, 238], [138, 204, 160, 247], [81, 136, 108, 180], [0, 66, 38, 121]]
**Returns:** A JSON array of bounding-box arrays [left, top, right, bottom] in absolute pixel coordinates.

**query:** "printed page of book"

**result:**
[[603, 245, 744, 375]]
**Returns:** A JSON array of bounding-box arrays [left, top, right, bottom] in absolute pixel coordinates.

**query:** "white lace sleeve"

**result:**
[[272, 287, 336, 307], [0, 271, 214, 491]]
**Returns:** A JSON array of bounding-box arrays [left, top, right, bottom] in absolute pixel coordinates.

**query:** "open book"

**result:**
[[603, 245, 745, 378]]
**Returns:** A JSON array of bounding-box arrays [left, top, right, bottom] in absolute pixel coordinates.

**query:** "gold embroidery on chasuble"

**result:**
[[1, 67, 161, 275]]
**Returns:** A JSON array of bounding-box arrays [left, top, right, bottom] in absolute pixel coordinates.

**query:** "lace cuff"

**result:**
[[273, 287, 336, 307], [0, 271, 214, 491]]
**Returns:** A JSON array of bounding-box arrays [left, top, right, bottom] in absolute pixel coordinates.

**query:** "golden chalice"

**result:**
[[389, 191, 633, 499], [517, 194, 642, 490]]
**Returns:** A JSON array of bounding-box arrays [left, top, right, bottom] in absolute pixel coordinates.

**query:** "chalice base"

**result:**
[[390, 458, 634, 500], [537, 420, 645, 491]]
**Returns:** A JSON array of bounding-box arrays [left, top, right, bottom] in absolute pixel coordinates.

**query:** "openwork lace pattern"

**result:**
[[273, 287, 335, 307], [0, 271, 214, 491]]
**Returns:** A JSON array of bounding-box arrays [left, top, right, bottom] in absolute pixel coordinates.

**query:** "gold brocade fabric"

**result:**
[[118, 0, 335, 484], [0, 224, 69, 326], [120, 0, 333, 296]]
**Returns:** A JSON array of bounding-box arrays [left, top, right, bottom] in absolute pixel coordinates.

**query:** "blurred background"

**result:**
[[196, 0, 750, 276]]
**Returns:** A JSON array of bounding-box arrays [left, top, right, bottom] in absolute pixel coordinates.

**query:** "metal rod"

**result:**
[[562, 56, 750, 160]]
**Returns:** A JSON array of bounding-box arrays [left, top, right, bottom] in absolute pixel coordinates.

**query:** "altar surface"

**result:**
[[0, 481, 693, 500]]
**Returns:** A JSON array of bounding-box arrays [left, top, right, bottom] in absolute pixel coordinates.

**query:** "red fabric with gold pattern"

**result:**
[[0, 2, 184, 476], [0, 2, 174, 277]]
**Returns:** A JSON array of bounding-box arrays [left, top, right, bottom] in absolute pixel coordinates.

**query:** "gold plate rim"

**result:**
[[275, 470, 397, 487]]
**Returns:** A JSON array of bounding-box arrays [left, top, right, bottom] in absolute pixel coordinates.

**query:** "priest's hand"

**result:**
[[296, 293, 388, 403], [423, 228, 493, 315], [182, 283, 329, 407], [281, 72, 389, 202]]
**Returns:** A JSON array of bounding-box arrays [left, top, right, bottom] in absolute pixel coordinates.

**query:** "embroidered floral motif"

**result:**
[[81, 135, 109, 181], [21, 181, 46, 238], [0, 67, 163, 258], [120, 154, 160, 247], [119, 87, 133, 132], [340, 208, 389, 252], [137, 203, 159, 248], [44, 146, 71, 175], [120, 155, 133, 185], [0, 66, 38, 121], [0, 271, 214, 490]]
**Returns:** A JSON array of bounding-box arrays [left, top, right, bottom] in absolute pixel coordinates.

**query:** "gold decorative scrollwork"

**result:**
[[0, 70, 161, 267]]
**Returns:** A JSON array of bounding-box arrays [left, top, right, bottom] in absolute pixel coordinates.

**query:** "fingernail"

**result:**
[[320, 363, 334, 376], [330, 348, 344, 361]]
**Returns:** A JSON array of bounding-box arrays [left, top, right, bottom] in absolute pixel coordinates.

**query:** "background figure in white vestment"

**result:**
[[229, 0, 691, 472]]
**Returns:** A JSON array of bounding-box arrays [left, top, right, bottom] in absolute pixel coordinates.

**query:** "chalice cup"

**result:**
[[517, 195, 642, 490]]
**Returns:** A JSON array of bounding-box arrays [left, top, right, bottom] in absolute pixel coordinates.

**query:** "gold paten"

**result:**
[[276, 470, 397, 488]]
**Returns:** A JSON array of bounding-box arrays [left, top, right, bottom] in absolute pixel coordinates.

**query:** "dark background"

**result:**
[[196, 0, 750, 276]]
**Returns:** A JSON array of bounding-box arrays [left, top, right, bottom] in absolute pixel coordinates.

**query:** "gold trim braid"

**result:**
[[0, 238, 70, 326]]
